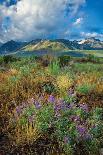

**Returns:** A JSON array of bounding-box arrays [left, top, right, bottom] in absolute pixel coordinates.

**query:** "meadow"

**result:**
[[0, 54, 103, 155]]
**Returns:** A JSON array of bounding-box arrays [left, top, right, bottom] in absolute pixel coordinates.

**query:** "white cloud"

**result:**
[[81, 32, 103, 38], [73, 17, 83, 26], [0, 0, 85, 42]]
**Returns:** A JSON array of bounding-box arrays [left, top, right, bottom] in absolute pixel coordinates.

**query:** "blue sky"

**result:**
[[83, 0, 103, 33], [0, 0, 103, 42]]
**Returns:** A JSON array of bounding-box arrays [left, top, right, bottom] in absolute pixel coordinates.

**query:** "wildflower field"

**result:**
[[0, 55, 103, 155]]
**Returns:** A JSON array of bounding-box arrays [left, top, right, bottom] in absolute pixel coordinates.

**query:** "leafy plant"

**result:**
[[48, 59, 60, 75], [56, 74, 73, 93], [76, 83, 95, 95], [42, 81, 57, 94], [58, 55, 71, 67]]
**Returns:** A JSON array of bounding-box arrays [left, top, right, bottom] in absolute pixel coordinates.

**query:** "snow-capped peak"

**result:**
[[78, 40, 86, 44]]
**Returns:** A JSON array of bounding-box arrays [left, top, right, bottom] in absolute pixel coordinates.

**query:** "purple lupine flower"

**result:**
[[34, 101, 41, 109], [16, 106, 22, 115], [66, 103, 75, 109], [48, 95, 55, 103], [54, 104, 62, 111], [54, 99, 66, 111], [69, 115, 81, 123], [73, 116, 81, 123], [77, 125, 86, 135], [79, 103, 88, 112]]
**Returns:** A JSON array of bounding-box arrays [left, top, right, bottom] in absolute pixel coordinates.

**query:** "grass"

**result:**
[[75, 50, 103, 57], [0, 55, 103, 155]]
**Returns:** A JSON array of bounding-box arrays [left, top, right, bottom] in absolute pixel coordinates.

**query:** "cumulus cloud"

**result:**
[[81, 32, 103, 38], [73, 17, 83, 26], [0, 0, 85, 42]]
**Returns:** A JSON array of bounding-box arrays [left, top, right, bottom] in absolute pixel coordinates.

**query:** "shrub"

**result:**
[[58, 55, 71, 67], [10, 57, 37, 70], [0, 56, 4, 65], [3, 55, 19, 64], [48, 59, 60, 75], [42, 81, 57, 94], [87, 54, 100, 63], [56, 74, 73, 93], [10, 93, 102, 155], [76, 83, 95, 95]]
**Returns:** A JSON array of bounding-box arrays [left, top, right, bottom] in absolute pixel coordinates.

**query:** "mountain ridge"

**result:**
[[78, 37, 103, 50], [0, 40, 27, 54], [0, 37, 103, 55]]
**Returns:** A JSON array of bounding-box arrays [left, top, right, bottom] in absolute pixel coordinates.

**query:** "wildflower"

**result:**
[[34, 101, 41, 109], [74, 116, 81, 123], [76, 125, 86, 135], [48, 95, 55, 103], [70, 115, 80, 122], [57, 74, 72, 90], [16, 106, 22, 115], [54, 104, 62, 111], [66, 103, 75, 109], [79, 103, 88, 112]]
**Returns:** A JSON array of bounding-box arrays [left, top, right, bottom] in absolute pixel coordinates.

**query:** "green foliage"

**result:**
[[19, 116, 28, 126], [87, 54, 101, 63], [48, 59, 60, 75], [58, 55, 71, 67], [19, 66, 32, 76], [10, 56, 37, 70], [0, 56, 4, 65], [36, 104, 54, 132], [76, 83, 95, 95], [9, 75, 21, 85], [3, 55, 19, 64], [84, 138, 100, 155], [42, 82, 57, 94], [73, 62, 103, 73]]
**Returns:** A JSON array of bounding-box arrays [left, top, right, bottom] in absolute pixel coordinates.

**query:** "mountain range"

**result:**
[[0, 40, 27, 54], [0, 37, 103, 55]]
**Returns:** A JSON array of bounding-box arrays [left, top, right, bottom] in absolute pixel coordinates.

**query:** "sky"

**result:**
[[0, 0, 103, 42]]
